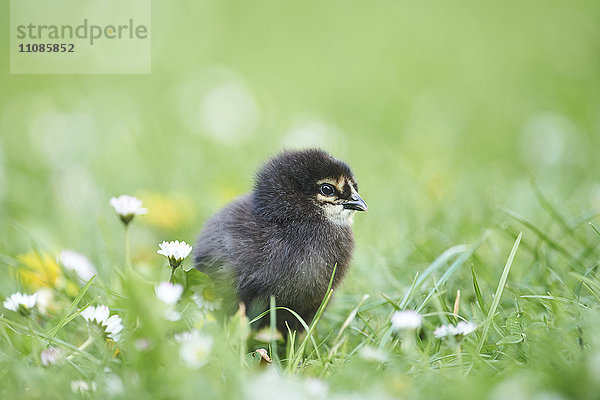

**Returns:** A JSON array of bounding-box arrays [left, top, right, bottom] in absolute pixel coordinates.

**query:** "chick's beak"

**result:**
[[342, 193, 368, 212]]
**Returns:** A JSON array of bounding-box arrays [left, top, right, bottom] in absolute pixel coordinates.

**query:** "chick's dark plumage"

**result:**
[[194, 149, 367, 332]]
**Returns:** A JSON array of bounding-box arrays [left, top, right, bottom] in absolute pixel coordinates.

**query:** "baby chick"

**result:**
[[194, 149, 367, 332]]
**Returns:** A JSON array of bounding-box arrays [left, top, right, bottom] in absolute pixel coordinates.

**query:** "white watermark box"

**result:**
[[10, 0, 151, 74]]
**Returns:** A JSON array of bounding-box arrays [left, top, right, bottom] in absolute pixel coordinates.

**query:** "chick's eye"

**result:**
[[320, 183, 335, 197]]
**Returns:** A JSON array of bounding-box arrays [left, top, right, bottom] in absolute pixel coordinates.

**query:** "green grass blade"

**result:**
[[0, 316, 100, 364], [47, 275, 96, 340], [399, 244, 468, 309], [533, 180, 575, 233], [472, 264, 487, 315], [502, 208, 585, 269], [55, 296, 100, 331], [416, 232, 489, 313], [287, 264, 337, 373], [476, 232, 522, 354], [269, 295, 278, 363], [328, 294, 370, 360], [249, 306, 320, 361], [589, 222, 600, 237]]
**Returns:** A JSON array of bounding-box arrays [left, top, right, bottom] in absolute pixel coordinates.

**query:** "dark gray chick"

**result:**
[[194, 149, 367, 333]]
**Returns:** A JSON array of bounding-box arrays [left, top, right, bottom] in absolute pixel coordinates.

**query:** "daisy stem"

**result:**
[[401, 331, 415, 353], [168, 266, 176, 283], [124, 225, 131, 271], [456, 345, 464, 374], [66, 336, 95, 360], [79, 335, 95, 352], [269, 295, 279, 363]]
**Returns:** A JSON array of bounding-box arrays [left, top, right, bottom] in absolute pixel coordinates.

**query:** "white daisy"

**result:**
[[157, 240, 193, 268], [81, 304, 123, 342], [455, 321, 477, 335], [155, 282, 183, 305], [174, 330, 213, 368], [433, 321, 477, 339], [192, 292, 220, 311], [40, 347, 61, 366], [3, 292, 37, 314], [60, 250, 97, 282], [433, 324, 453, 338], [391, 310, 423, 331], [110, 195, 147, 225]]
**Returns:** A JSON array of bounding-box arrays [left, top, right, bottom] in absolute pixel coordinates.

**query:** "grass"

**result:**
[[1, 189, 599, 399], [1, 0, 600, 398], [476, 232, 521, 354]]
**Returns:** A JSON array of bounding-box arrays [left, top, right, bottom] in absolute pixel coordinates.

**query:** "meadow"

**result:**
[[1, 1, 600, 399]]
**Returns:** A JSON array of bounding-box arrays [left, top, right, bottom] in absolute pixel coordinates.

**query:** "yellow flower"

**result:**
[[17, 252, 61, 291], [141, 193, 194, 230], [17, 252, 79, 296]]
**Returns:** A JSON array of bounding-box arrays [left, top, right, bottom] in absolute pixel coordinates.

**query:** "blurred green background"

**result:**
[[1, 0, 600, 398], [2, 0, 598, 269]]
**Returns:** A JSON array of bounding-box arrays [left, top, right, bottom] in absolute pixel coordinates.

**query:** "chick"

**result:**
[[194, 149, 367, 332]]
